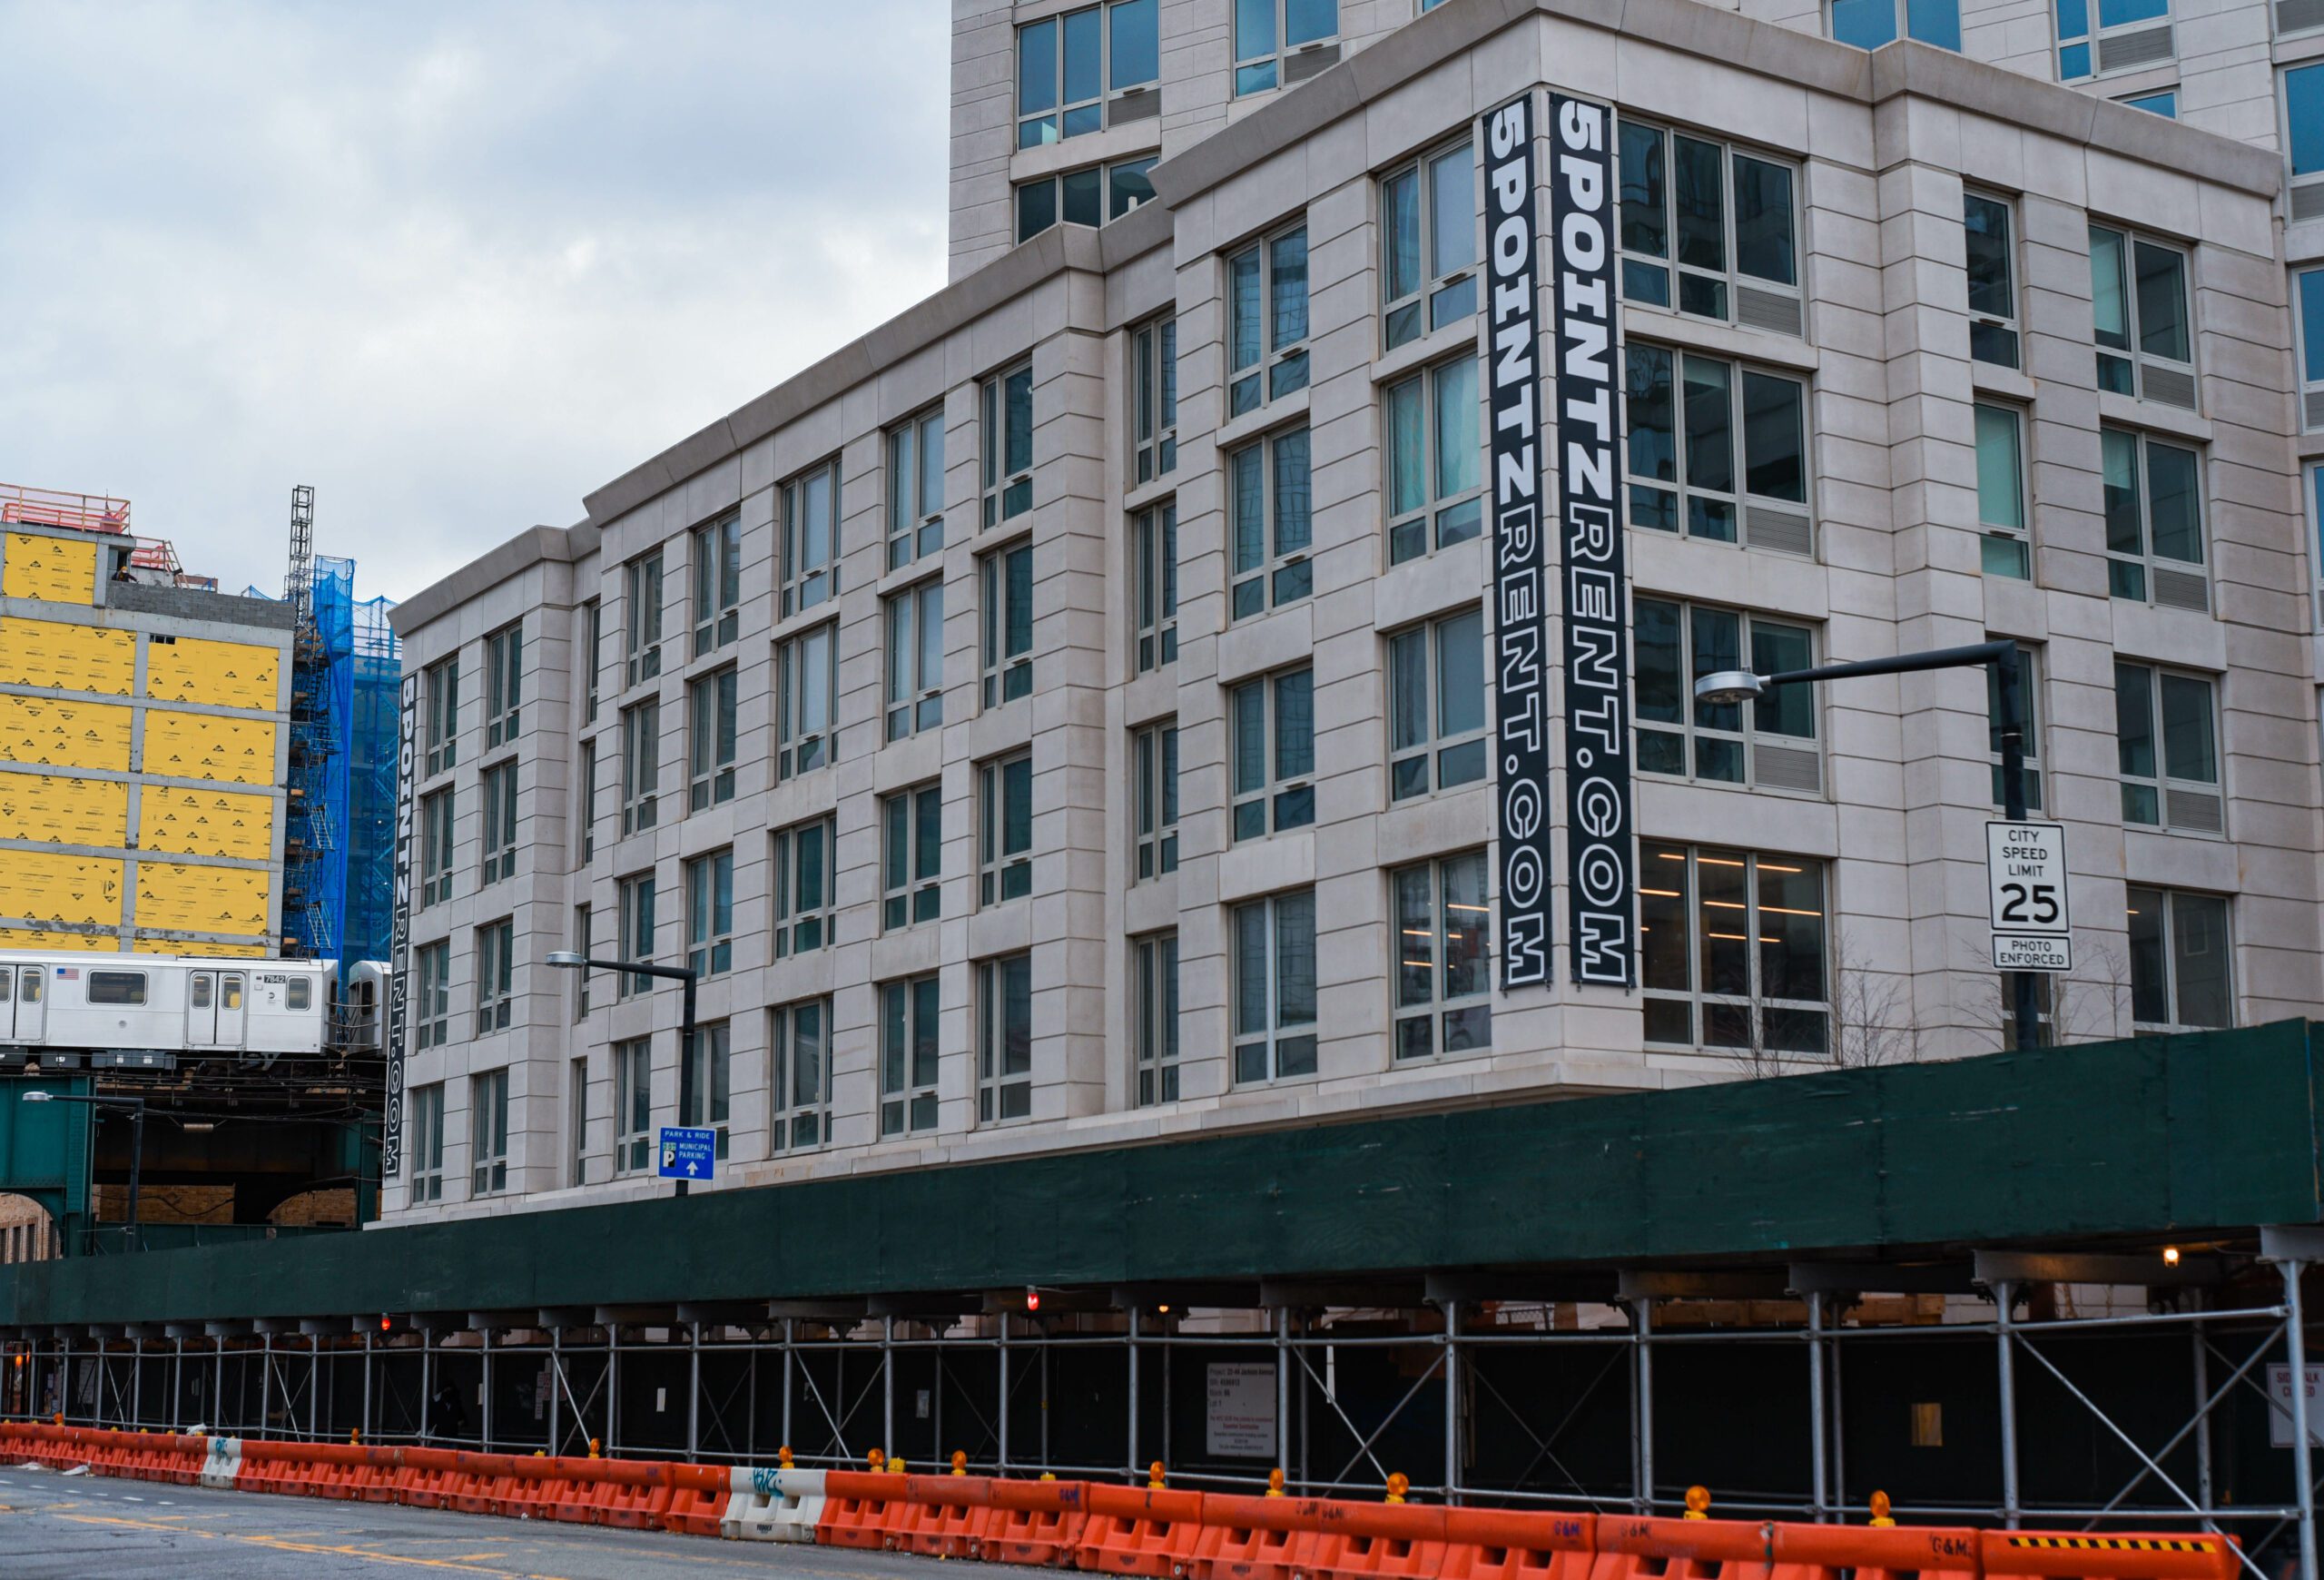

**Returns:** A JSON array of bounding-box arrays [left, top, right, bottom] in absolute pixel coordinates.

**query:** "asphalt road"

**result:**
[[0, 1464, 940, 1580]]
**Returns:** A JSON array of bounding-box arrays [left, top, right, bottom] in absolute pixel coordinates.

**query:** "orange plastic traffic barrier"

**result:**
[[1077, 1482, 1209, 1577], [1982, 1528, 2240, 1580], [394, 1447, 461, 1508], [816, 1467, 904, 1550], [592, 1457, 674, 1530], [980, 1475, 1092, 1566], [1300, 1497, 1457, 1580], [1440, 1506, 1599, 1580], [1590, 1513, 1777, 1580], [663, 1463, 730, 1537], [1773, 1518, 1980, 1579], [1188, 1491, 1324, 1580], [900, 1473, 1000, 1558]]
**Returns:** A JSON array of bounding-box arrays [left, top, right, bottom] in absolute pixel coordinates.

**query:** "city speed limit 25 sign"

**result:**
[[1987, 820, 2072, 972]]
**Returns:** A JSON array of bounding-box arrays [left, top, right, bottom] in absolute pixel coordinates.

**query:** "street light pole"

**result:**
[[23, 1092, 146, 1251], [1695, 639, 2041, 1058], [543, 953, 700, 1197]]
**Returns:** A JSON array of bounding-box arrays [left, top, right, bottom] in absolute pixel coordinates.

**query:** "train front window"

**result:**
[[88, 972, 146, 1006], [222, 975, 243, 1011], [287, 978, 311, 1011]]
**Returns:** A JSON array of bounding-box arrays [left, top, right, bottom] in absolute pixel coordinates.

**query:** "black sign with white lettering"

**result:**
[[1549, 94, 1636, 988], [383, 670, 418, 1178], [1483, 92, 1552, 991]]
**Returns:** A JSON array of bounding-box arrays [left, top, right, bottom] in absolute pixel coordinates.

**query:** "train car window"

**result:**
[[191, 976, 212, 1009], [88, 972, 148, 1005], [222, 975, 244, 1011], [287, 979, 312, 1011], [0, 972, 14, 1003], [21, 970, 38, 1003]]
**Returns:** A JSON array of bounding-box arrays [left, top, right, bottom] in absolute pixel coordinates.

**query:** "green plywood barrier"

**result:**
[[1, 1023, 2318, 1329], [0, 1077, 94, 1254]]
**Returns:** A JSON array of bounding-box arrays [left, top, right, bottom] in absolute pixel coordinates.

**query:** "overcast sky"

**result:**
[[0, 2, 950, 604]]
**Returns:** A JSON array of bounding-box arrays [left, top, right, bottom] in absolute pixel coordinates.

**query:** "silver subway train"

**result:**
[[0, 953, 385, 1064]]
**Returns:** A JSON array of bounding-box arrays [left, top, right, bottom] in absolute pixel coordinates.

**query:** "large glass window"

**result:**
[[1228, 426, 1312, 617], [620, 699, 660, 834], [691, 513, 741, 657], [625, 552, 664, 687], [475, 918, 514, 1035], [1381, 140, 1478, 351], [572, 904, 592, 1020], [781, 460, 840, 617], [1135, 720, 1178, 881], [2101, 427, 2205, 607], [1976, 403, 2030, 579], [2089, 225, 2194, 407], [1830, 0, 1961, 49], [1618, 123, 1800, 331], [479, 761, 517, 884], [613, 1039, 652, 1175], [1017, 0, 1158, 149], [883, 784, 943, 929], [420, 789, 455, 906], [1232, 888, 1319, 1082], [2128, 887, 2231, 1031], [485, 623, 522, 749], [1392, 851, 1492, 1061], [1134, 932, 1179, 1106], [688, 667, 737, 811], [1640, 844, 1830, 1054], [1235, 0, 1339, 94], [581, 599, 602, 724], [576, 738, 596, 864], [685, 848, 734, 977], [616, 871, 655, 999], [886, 579, 945, 740], [1634, 599, 1819, 792], [1015, 157, 1159, 242], [890, 407, 946, 569], [981, 541, 1034, 706], [1385, 357, 1482, 564], [684, 1021, 732, 1161], [1387, 608, 1487, 800], [2115, 662, 2221, 833], [980, 752, 1035, 906], [1133, 500, 1177, 671], [1133, 317, 1177, 484], [1227, 226, 1310, 415], [416, 941, 449, 1051], [409, 1082, 445, 1204], [773, 818, 833, 957], [469, 1069, 508, 1196], [1622, 346, 1810, 553], [2299, 267, 2324, 432], [771, 998, 833, 1152], [1230, 667, 1315, 840], [424, 657, 458, 776], [1963, 193, 2020, 369], [982, 362, 1035, 528], [880, 974, 941, 1137], [2057, 0, 2173, 81], [776, 624, 835, 780], [977, 953, 1035, 1124]]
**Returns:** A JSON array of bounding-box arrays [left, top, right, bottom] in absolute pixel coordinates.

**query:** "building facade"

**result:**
[[386, 0, 2319, 1221]]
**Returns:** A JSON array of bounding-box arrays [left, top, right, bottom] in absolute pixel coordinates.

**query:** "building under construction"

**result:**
[[283, 549, 400, 972]]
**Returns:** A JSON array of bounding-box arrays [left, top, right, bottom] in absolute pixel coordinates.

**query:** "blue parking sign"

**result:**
[[658, 1126, 716, 1180]]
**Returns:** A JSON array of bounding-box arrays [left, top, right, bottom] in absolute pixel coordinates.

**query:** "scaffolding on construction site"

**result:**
[[284, 551, 399, 966]]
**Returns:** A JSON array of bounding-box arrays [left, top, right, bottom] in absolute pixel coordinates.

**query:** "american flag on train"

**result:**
[[56, 968, 77, 980]]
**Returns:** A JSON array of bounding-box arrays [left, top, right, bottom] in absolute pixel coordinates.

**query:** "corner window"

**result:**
[[685, 848, 734, 976], [1132, 501, 1177, 671], [2114, 661, 2221, 834], [424, 657, 458, 776], [2101, 427, 2205, 608], [2089, 225, 2194, 408], [1230, 666, 1315, 839], [1134, 720, 1178, 881], [420, 789, 455, 907], [688, 667, 737, 811], [882, 783, 943, 929], [981, 362, 1035, 528], [1227, 226, 1309, 415], [890, 407, 946, 569], [1385, 357, 1482, 564], [484, 623, 522, 748], [691, 513, 741, 657], [1016, 0, 1158, 148], [1232, 888, 1318, 1082], [976, 953, 1034, 1124], [880, 974, 941, 1137], [1015, 159, 1157, 242], [620, 699, 660, 834], [780, 460, 840, 617], [479, 760, 517, 884], [625, 552, 664, 687], [613, 1039, 653, 1175], [1133, 317, 1177, 484], [1634, 598, 1820, 793], [2058, 0, 2173, 81], [416, 942, 450, 1050], [1228, 426, 1312, 617], [1831, 0, 1961, 47], [1640, 844, 1830, 1054], [980, 751, 1034, 906], [2128, 886, 2231, 1031], [980, 540, 1034, 706], [475, 919, 513, 1035], [773, 818, 833, 957], [886, 579, 945, 740], [1387, 607, 1487, 800], [772, 998, 833, 1151], [1975, 403, 2030, 579], [1381, 140, 1478, 351], [1986, 644, 2046, 811], [1618, 123, 1800, 333], [1622, 345, 1811, 554], [1963, 193, 2020, 369], [776, 623, 835, 780], [2298, 268, 2324, 431], [1391, 850, 1492, 1061], [615, 872, 655, 999], [1134, 931, 1180, 1105], [469, 1069, 508, 1196], [409, 1082, 445, 1204], [683, 1021, 731, 1160], [1235, 0, 1339, 95]]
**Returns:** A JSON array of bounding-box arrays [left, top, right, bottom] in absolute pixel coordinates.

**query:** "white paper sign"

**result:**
[[1205, 1362, 1276, 1458], [2268, 1363, 2324, 1447]]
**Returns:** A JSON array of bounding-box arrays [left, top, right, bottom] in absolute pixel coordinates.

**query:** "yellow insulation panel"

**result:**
[[2, 533, 95, 604], [142, 710, 276, 785], [133, 861, 269, 938], [141, 784, 273, 860], [144, 636, 281, 711], [0, 851, 124, 928], [0, 617, 133, 696], [0, 928, 118, 953], [0, 694, 131, 773], [133, 935, 265, 958], [0, 774, 128, 847]]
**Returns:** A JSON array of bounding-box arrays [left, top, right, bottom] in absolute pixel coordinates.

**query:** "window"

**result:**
[[409, 1082, 445, 1204], [2114, 662, 2222, 833], [2299, 268, 2324, 431], [572, 904, 592, 1020], [2295, 65, 2324, 220], [2122, 88, 2177, 115], [1232, 888, 1318, 1082], [771, 998, 833, 1151], [886, 579, 945, 740], [2101, 427, 2206, 607], [980, 752, 1034, 905], [2057, 0, 2173, 81], [621, 699, 660, 834], [1392, 850, 1492, 1060], [287, 977, 311, 1011], [484, 623, 522, 748], [1235, 0, 1338, 94], [480, 760, 517, 884], [581, 599, 602, 724], [2089, 226, 2194, 407], [685, 848, 734, 976], [424, 657, 458, 776], [1132, 501, 1177, 670], [776, 623, 835, 779], [981, 541, 1034, 706], [1134, 721, 1178, 881], [1228, 428, 1312, 617], [1016, 0, 1157, 147], [1133, 317, 1177, 483], [1384, 357, 1482, 564], [1963, 193, 2020, 369], [1380, 140, 1478, 350], [576, 738, 597, 864], [1387, 608, 1487, 800], [614, 1039, 652, 1175], [890, 407, 946, 568], [1986, 645, 2045, 811], [880, 974, 941, 1137], [981, 362, 1034, 528], [475, 918, 513, 1034], [1618, 123, 1800, 332], [977, 953, 1034, 1124], [882, 784, 943, 929], [1133, 932, 1179, 1105], [773, 819, 833, 956], [683, 667, 737, 812], [416, 941, 450, 1050], [88, 970, 146, 1005], [684, 1021, 732, 1161], [780, 460, 840, 617], [692, 512, 741, 657], [1640, 844, 1829, 1053], [1226, 226, 1309, 415], [1623, 345, 1811, 553], [1231, 667, 1315, 839], [625, 551, 664, 686], [420, 789, 455, 906], [1975, 404, 2030, 579], [2128, 887, 2231, 1031], [616, 871, 655, 998], [1830, 0, 1960, 49], [1635, 599, 1819, 792], [469, 1069, 508, 1196], [567, 1054, 588, 1186]]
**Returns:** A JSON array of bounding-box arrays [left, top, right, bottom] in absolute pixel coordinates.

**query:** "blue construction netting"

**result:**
[[290, 557, 399, 967]]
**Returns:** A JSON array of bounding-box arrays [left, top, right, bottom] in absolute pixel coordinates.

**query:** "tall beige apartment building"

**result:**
[[385, 0, 2321, 1219]]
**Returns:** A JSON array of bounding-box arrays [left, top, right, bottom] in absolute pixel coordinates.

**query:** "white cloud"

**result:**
[[0, 0, 949, 602]]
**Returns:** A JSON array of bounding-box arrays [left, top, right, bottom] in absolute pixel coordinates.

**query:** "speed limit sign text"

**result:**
[[1987, 820, 2072, 972]]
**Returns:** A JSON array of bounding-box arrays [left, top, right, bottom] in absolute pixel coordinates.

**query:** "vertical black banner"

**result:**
[[1484, 93, 1551, 991], [1549, 94, 1636, 988], [383, 670, 418, 1179]]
